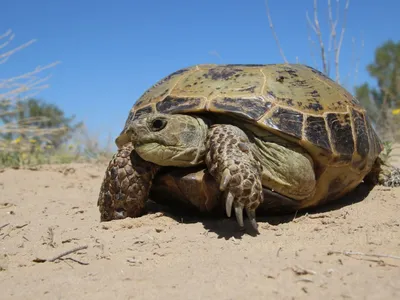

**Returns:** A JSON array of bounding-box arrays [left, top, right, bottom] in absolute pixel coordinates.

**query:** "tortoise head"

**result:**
[[120, 113, 209, 167]]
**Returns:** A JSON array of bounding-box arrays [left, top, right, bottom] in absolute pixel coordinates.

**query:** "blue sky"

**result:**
[[1, 0, 399, 147]]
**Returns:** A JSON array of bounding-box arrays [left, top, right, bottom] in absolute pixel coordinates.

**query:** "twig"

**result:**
[[0, 223, 28, 239], [297, 278, 314, 283], [292, 265, 317, 275], [306, 20, 318, 69], [292, 210, 299, 221], [63, 257, 89, 265], [0, 29, 14, 52], [328, 250, 400, 260], [48, 245, 88, 262], [308, 214, 329, 219], [15, 223, 28, 229], [306, 0, 328, 75], [0, 223, 10, 230], [33, 245, 88, 263], [1, 230, 11, 239], [313, 0, 327, 75], [353, 31, 364, 87], [208, 50, 223, 63], [0, 38, 36, 65], [345, 36, 356, 87], [335, 0, 350, 83], [265, 0, 288, 63], [327, 0, 336, 76]]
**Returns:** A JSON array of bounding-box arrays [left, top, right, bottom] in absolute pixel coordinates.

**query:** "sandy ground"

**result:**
[[1, 148, 400, 300]]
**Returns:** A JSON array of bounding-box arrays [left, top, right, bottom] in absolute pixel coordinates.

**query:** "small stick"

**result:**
[[15, 223, 28, 229], [328, 250, 400, 260], [0, 223, 9, 230], [335, 0, 351, 83], [292, 265, 317, 275], [33, 245, 88, 263], [297, 278, 314, 283], [265, 0, 288, 63], [306, 0, 328, 75], [292, 210, 298, 221], [1, 232, 10, 239], [1, 223, 29, 240], [63, 257, 89, 265], [48, 245, 88, 262], [308, 214, 329, 219]]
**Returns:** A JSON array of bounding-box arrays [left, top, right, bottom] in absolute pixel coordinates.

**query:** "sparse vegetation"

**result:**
[[0, 29, 113, 169], [355, 41, 400, 142], [265, 0, 400, 155], [2, 1, 399, 168]]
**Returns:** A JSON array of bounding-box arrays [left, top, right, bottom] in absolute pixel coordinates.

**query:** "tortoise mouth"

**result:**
[[135, 143, 199, 167]]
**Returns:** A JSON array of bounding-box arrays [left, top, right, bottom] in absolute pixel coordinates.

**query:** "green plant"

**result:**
[[380, 141, 393, 165]]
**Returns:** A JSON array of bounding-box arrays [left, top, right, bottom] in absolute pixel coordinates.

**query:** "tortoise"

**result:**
[[97, 63, 398, 232]]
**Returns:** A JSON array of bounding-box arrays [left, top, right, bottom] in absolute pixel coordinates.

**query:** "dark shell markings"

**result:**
[[123, 63, 381, 177]]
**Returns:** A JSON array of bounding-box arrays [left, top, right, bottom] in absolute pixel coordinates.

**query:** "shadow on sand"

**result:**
[[145, 182, 376, 240]]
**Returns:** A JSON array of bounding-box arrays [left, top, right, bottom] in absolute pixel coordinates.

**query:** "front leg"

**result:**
[[206, 124, 263, 231], [97, 143, 160, 221]]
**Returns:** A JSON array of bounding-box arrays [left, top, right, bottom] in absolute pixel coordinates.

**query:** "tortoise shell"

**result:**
[[120, 64, 383, 207]]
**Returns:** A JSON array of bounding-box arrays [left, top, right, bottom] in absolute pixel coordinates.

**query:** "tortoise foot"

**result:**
[[206, 124, 263, 231], [380, 165, 400, 187]]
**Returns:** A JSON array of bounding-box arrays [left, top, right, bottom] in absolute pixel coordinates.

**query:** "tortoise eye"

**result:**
[[150, 118, 167, 131]]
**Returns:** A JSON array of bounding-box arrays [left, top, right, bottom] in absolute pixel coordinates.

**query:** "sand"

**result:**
[[1, 148, 400, 300]]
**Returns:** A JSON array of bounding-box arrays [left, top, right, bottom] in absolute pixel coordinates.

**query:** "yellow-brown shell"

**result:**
[[122, 64, 383, 207]]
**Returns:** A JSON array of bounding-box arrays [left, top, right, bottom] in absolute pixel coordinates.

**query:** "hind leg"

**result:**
[[365, 157, 400, 187]]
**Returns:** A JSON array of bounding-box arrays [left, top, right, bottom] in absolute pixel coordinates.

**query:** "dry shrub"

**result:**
[[0, 29, 113, 168]]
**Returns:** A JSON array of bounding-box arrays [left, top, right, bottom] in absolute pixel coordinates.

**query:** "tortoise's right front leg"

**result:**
[[97, 143, 160, 221]]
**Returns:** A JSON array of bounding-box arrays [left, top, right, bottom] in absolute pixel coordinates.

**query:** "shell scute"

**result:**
[[260, 64, 360, 114], [304, 116, 331, 152], [351, 108, 370, 161], [133, 106, 154, 121], [134, 66, 196, 109], [326, 113, 354, 162], [263, 107, 304, 139], [156, 96, 205, 114], [209, 96, 273, 120], [170, 65, 264, 100]]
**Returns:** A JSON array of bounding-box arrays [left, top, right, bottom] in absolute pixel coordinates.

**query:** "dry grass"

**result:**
[[265, 0, 400, 145], [0, 29, 115, 168], [0, 127, 114, 169]]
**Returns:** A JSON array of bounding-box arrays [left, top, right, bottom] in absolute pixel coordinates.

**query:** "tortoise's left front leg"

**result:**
[[97, 143, 160, 221], [205, 124, 263, 231]]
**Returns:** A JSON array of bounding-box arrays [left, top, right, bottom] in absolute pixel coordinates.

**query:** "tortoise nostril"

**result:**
[[126, 128, 137, 139]]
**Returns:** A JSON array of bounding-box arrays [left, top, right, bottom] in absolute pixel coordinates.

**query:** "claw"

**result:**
[[220, 169, 231, 191], [225, 191, 234, 217], [234, 202, 244, 227], [245, 207, 259, 232]]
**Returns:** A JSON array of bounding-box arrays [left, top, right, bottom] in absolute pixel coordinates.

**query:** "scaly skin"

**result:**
[[206, 124, 263, 230], [101, 114, 265, 230], [365, 156, 400, 188], [97, 143, 159, 221]]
